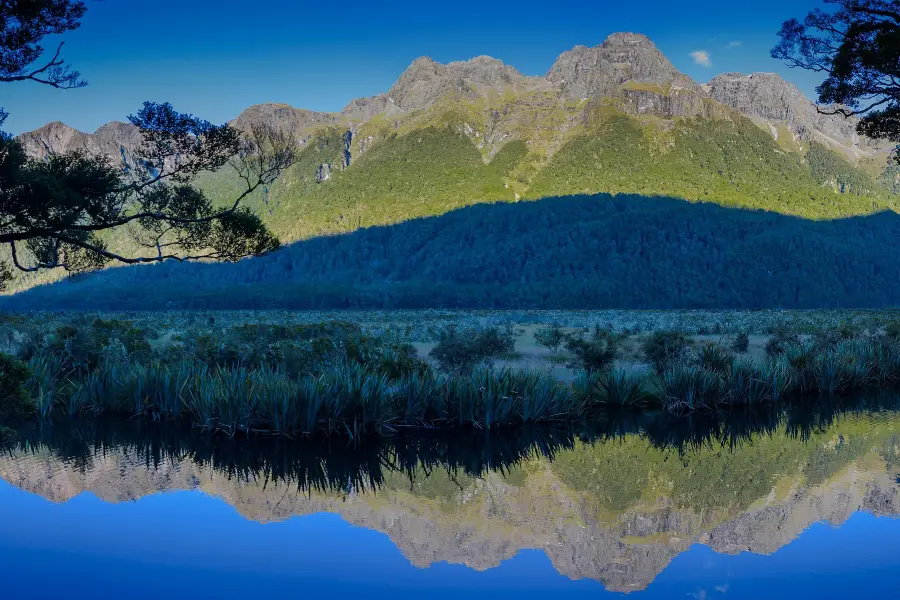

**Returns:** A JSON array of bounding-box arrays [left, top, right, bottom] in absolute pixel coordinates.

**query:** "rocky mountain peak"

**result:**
[[704, 72, 813, 125], [547, 32, 699, 100], [382, 54, 542, 112], [232, 103, 340, 143], [17, 121, 80, 158], [703, 71, 876, 155], [18, 120, 141, 164], [17, 32, 895, 173]]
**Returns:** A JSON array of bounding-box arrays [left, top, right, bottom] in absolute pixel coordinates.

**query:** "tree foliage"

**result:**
[[773, 0, 900, 147], [0, 0, 86, 88], [14, 192, 900, 311], [0, 1, 295, 288]]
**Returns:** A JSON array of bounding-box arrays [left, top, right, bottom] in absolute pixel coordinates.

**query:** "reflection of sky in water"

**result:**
[[2, 480, 899, 599]]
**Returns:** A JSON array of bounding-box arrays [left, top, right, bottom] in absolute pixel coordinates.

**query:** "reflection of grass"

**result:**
[[547, 353, 570, 365]]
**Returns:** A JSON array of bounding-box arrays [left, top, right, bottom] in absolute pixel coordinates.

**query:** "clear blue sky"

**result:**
[[2, 0, 831, 135]]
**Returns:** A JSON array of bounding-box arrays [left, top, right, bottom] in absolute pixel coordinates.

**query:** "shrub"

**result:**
[[642, 331, 690, 373], [658, 365, 722, 412], [430, 326, 515, 374], [565, 330, 617, 373], [597, 369, 652, 408], [731, 332, 750, 353], [0, 353, 35, 421], [534, 325, 565, 352], [696, 343, 735, 374], [885, 321, 900, 339], [375, 344, 429, 379], [765, 327, 800, 357], [0, 425, 16, 446]]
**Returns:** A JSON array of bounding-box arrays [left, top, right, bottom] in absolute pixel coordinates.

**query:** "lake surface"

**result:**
[[2, 404, 900, 599]]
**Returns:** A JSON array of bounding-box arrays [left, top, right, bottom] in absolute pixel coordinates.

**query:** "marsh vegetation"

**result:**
[[3, 310, 900, 439]]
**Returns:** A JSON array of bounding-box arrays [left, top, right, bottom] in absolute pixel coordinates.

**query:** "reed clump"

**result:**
[[7, 317, 900, 436], [656, 335, 900, 413]]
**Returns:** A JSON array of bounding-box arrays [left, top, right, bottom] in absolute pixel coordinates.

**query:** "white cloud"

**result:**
[[690, 50, 712, 67], [727, 40, 742, 47]]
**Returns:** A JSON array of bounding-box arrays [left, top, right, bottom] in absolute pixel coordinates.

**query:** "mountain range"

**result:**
[[20, 33, 892, 166], [9, 32, 900, 307]]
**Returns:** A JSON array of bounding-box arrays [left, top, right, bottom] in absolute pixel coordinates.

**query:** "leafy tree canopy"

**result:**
[[0, 0, 295, 288], [773, 0, 900, 147]]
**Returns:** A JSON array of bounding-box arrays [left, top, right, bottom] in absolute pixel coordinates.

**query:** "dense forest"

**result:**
[[6, 106, 898, 298], [7, 193, 900, 310], [193, 111, 897, 245]]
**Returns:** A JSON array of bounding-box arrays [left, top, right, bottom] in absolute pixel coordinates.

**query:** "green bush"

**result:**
[[696, 343, 735, 374], [885, 321, 900, 339], [658, 365, 722, 413], [565, 328, 617, 373], [642, 331, 690, 374], [574, 368, 653, 408], [0, 425, 17, 446], [0, 353, 34, 421], [765, 327, 800, 357], [534, 325, 565, 352], [430, 325, 516, 374], [731, 332, 750, 353]]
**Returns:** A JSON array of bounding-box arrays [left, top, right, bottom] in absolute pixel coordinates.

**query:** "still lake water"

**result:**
[[1, 404, 900, 599]]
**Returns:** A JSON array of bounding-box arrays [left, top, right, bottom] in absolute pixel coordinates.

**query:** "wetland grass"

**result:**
[[6, 316, 900, 439]]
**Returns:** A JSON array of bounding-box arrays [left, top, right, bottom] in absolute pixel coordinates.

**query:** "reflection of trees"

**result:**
[[7, 395, 900, 508]]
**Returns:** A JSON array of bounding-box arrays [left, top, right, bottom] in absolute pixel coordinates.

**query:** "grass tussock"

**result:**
[[6, 315, 900, 436]]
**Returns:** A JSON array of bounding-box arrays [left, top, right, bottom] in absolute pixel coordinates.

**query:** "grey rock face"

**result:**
[[702, 72, 883, 153], [547, 33, 703, 117], [17, 120, 142, 169], [231, 103, 341, 144], [369, 55, 547, 114], [704, 73, 814, 126], [343, 94, 396, 121], [316, 162, 333, 182]]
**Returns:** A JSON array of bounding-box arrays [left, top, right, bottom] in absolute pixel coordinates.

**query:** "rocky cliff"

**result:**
[[17, 120, 142, 170], [18, 32, 891, 168], [547, 32, 706, 118], [703, 72, 889, 159]]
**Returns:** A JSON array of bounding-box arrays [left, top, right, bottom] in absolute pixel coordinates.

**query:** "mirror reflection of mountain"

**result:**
[[2, 402, 899, 593]]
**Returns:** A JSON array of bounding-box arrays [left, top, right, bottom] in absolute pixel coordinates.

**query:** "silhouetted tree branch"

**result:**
[[0, 1, 86, 88], [773, 0, 900, 152], [0, 1, 296, 289]]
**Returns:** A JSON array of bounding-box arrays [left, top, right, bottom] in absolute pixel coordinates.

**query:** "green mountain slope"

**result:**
[[527, 112, 894, 219], [197, 125, 524, 241], [10, 32, 900, 301], [195, 107, 896, 245]]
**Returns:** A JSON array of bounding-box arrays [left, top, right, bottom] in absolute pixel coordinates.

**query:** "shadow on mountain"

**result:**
[[7, 193, 900, 309]]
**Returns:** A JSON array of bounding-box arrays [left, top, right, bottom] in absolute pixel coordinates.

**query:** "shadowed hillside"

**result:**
[[6, 193, 900, 310]]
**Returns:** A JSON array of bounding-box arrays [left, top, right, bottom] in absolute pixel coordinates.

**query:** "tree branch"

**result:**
[[0, 42, 85, 89]]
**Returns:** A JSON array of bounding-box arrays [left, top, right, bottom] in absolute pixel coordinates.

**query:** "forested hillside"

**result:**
[[8, 194, 900, 310], [10, 32, 900, 308], [186, 108, 897, 250]]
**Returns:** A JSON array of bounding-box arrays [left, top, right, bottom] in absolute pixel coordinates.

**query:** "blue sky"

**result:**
[[2, 0, 831, 135]]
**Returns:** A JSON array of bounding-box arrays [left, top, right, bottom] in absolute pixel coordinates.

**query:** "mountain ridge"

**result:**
[[8, 31, 900, 299], [17, 32, 889, 166]]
